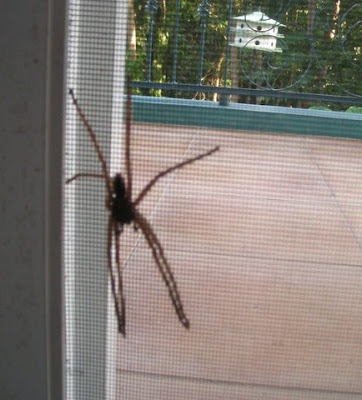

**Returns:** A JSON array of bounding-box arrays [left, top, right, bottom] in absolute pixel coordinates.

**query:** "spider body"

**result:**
[[110, 174, 134, 224], [67, 83, 219, 335]]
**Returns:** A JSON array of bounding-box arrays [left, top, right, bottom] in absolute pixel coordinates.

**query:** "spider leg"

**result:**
[[69, 89, 113, 198], [66, 173, 104, 184], [134, 146, 219, 206], [107, 216, 126, 336], [114, 222, 126, 336], [134, 209, 190, 329], [125, 77, 133, 200]]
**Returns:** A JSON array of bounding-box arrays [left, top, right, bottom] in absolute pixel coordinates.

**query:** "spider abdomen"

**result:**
[[111, 174, 134, 224]]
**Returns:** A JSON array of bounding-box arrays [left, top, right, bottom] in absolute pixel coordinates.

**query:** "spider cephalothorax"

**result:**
[[110, 174, 134, 224], [67, 82, 219, 335]]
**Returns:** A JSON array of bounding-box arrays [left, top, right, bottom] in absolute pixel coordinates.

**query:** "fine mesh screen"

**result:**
[[63, 1, 362, 399]]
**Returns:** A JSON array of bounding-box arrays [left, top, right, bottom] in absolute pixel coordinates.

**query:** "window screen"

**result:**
[[63, 1, 362, 399]]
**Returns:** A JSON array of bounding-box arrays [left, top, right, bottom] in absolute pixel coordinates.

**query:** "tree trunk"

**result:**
[[307, 0, 317, 36], [127, 0, 136, 59], [230, 46, 239, 103], [230, 0, 238, 103], [213, 54, 225, 102], [255, 51, 262, 105]]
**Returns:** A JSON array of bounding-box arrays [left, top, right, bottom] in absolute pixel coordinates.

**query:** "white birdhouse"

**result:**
[[230, 11, 285, 52]]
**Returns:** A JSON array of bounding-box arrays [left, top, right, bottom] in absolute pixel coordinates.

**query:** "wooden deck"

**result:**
[[115, 122, 362, 399]]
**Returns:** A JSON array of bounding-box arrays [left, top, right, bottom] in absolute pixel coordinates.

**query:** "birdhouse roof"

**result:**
[[233, 11, 285, 27]]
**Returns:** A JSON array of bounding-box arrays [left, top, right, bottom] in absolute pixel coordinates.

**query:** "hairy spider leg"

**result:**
[[66, 173, 104, 185], [134, 209, 190, 329], [68, 89, 112, 198], [134, 145, 219, 206], [107, 216, 126, 335], [115, 222, 126, 336], [125, 78, 132, 200]]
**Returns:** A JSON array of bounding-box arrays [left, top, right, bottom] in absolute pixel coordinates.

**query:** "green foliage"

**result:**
[[346, 106, 362, 113], [309, 105, 331, 111], [127, 0, 361, 110]]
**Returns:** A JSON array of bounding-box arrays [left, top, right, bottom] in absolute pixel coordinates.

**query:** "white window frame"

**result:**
[[64, 1, 128, 399]]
